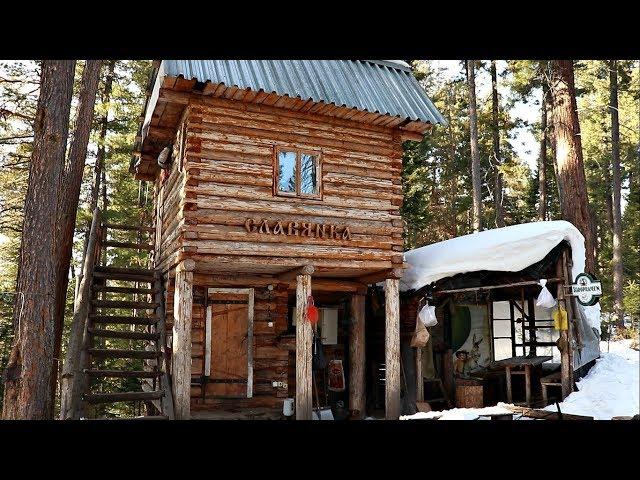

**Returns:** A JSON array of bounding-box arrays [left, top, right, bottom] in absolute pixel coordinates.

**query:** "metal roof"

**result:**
[[160, 60, 445, 125]]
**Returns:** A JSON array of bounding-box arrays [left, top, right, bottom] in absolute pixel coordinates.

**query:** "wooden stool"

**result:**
[[540, 372, 563, 405]]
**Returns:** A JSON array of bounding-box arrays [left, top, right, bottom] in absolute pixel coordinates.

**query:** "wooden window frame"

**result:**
[[273, 146, 322, 200]]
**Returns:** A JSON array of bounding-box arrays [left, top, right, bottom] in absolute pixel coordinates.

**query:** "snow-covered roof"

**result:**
[[400, 220, 586, 292]]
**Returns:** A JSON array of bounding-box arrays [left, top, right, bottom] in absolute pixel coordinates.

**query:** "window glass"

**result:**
[[300, 153, 318, 195], [277, 151, 297, 193]]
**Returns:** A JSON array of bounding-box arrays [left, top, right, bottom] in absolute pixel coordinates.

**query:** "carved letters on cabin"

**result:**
[[244, 218, 352, 241]]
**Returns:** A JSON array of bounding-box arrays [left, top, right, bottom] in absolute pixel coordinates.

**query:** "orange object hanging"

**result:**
[[307, 295, 319, 325]]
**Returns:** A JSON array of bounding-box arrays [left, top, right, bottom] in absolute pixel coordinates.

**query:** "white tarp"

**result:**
[[400, 220, 602, 339]]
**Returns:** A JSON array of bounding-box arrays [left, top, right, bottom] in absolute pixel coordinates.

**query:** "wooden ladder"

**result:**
[[77, 216, 174, 419]]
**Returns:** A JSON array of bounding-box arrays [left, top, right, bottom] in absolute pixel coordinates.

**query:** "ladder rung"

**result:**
[[92, 300, 159, 309], [102, 223, 155, 233], [88, 349, 162, 359], [90, 315, 159, 325], [84, 369, 162, 378], [93, 272, 154, 282], [83, 391, 163, 404], [103, 241, 154, 251], [92, 286, 155, 295], [88, 329, 160, 341]]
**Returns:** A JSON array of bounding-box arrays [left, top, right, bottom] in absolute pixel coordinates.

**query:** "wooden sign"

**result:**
[[244, 218, 352, 241]]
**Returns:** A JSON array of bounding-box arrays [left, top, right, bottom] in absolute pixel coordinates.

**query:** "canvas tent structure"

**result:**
[[399, 221, 601, 413]]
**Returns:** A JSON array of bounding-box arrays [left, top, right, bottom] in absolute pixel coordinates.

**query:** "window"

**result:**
[[275, 148, 321, 198]]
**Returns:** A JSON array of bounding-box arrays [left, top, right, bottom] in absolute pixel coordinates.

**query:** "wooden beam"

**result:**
[[349, 293, 366, 419], [357, 267, 403, 285], [288, 277, 367, 294], [278, 264, 314, 282], [295, 273, 312, 420], [415, 347, 424, 402], [172, 262, 193, 420], [398, 130, 425, 142], [434, 278, 564, 295], [504, 404, 593, 421], [385, 278, 401, 420]]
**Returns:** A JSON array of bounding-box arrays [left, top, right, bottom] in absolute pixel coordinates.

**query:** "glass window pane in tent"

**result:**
[[278, 151, 297, 193], [300, 153, 318, 195]]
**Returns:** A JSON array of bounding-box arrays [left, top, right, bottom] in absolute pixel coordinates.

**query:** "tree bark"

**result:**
[[609, 60, 624, 326], [549, 60, 596, 273], [466, 60, 482, 232], [51, 60, 102, 414], [2, 60, 76, 419], [80, 60, 115, 269], [490, 60, 504, 227], [538, 83, 549, 221]]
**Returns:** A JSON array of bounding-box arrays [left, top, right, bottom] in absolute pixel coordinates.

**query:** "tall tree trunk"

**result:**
[[538, 83, 549, 221], [447, 87, 458, 237], [609, 60, 624, 326], [54, 60, 102, 415], [80, 60, 115, 268], [466, 60, 482, 232], [490, 60, 505, 227], [549, 60, 596, 274], [2, 60, 76, 420]]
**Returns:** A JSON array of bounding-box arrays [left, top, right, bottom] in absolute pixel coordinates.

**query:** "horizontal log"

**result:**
[[278, 265, 315, 282], [357, 268, 404, 285], [503, 405, 593, 421]]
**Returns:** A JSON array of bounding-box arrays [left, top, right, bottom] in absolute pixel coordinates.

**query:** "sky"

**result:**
[[429, 60, 540, 171]]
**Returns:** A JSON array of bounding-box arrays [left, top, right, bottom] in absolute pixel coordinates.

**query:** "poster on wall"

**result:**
[[451, 304, 491, 377]]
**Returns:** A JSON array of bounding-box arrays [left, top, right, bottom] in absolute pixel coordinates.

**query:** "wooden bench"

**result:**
[[540, 371, 563, 405]]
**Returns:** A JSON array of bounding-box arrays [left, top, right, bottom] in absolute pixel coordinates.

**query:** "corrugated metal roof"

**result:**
[[161, 60, 445, 125]]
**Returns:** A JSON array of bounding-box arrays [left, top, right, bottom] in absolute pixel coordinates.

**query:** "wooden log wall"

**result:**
[[165, 96, 405, 276]]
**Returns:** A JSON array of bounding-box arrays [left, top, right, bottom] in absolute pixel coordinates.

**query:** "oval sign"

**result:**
[[571, 273, 602, 306]]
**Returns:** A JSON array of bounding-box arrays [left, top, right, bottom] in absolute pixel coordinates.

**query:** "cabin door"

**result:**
[[205, 288, 254, 398]]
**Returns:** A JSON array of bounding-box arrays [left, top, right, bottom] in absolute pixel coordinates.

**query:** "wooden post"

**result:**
[[556, 251, 573, 399], [60, 207, 101, 420], [349, 293, 366, 418], [172, 259, 194, 420], [525, 364, 532, 405], [295, 273, 312, 420], [385, 278, 401, 420], [505, 366, 513, 403], [415, 347, 424, 402]]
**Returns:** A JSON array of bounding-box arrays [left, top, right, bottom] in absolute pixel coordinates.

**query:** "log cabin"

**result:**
[[128, 60, 446, 420]]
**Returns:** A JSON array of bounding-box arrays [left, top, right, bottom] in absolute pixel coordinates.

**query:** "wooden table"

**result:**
[[490, 356, 552, 406]]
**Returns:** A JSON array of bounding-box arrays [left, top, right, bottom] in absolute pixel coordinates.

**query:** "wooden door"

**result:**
[[206, 288, 254, 398]]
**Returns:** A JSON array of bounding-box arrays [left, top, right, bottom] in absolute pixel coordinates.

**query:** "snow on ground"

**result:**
[[401, 340, 639, 421], [542, 340, 639, 420]]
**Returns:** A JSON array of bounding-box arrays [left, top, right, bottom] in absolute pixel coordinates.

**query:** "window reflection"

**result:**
[[300, 153, 318, 195], [278, 151, 297, 193]]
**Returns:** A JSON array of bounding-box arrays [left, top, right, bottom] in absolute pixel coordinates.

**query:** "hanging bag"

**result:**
[[312, 330, 327, 370], [536, 279, 557, 309], [418, 302, 438, 327], [410, 315, 430, 348]]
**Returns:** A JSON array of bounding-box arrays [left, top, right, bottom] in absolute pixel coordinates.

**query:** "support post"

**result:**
[[415, 347, 424, 402], [385, 278, 401, 420], [556, 251, 573, 399], [172, 259, 194, 420], [349, 293, 366, 418], [295, 273, 312, 420]]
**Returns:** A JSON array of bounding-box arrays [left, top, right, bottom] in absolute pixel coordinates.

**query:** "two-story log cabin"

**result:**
[[131, 60, 445, 420]]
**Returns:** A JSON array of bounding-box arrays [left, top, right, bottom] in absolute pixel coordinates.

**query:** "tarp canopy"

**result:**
[[400, 221, 602, 369]]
